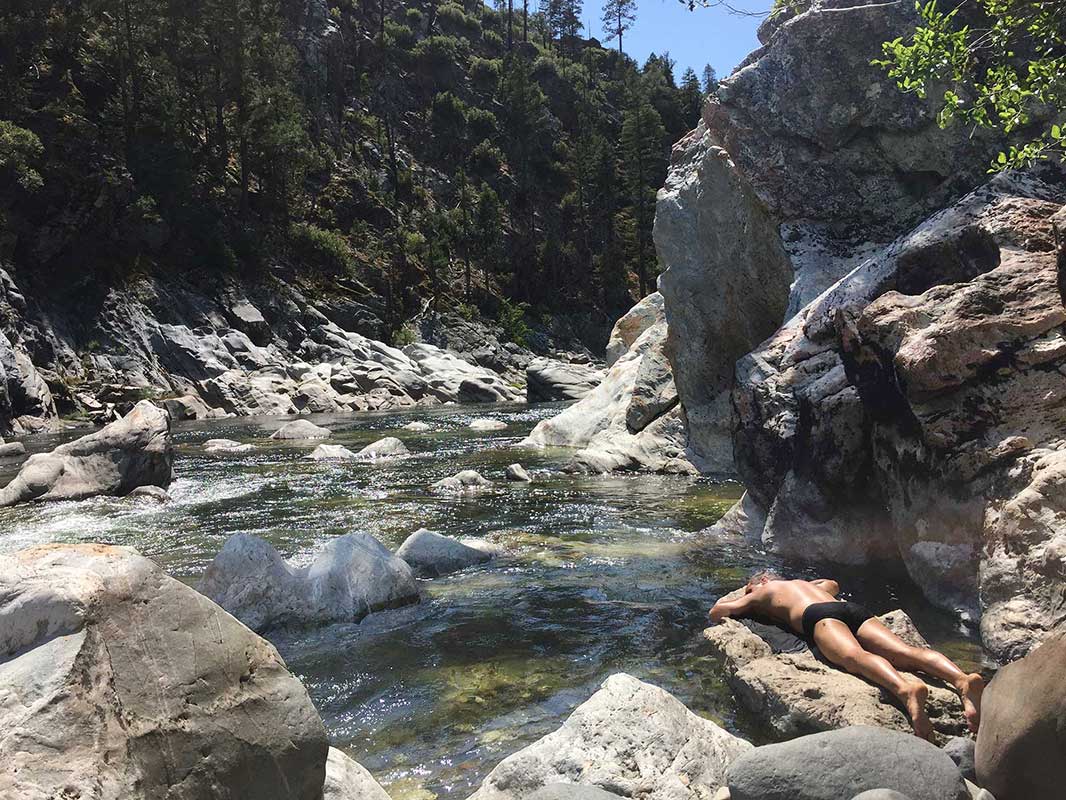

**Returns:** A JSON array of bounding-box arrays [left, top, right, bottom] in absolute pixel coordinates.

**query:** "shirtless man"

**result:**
[[708, 571, 985, 739]]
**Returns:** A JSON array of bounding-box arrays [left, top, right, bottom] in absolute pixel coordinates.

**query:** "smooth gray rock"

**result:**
[[0, 543, 329, 800], [402, 421, 431, 431], [355, 436, 409, 459], [851, 792, 914, 800], [431, 469, 493, 494], [0, 441, 26, 457], [125, 485, 171, 504], [395, 528, 493, 577], [941, 738, 976, 784], [976, 632, 1066, 800], [526, 358, 604, 403], [505, 463, 532, 482], [0, 400, 172, 507], [604, 292, 663, 367], [162, 393, 226, 421], [199, 532, 420, 631], [270, 419, 331, 440], [404, 343, 523, 403], [204, 438, 255, 453], [322, 748, 391, 800], [529, 784, 625, 800], [307, 444, 357, 461], [469, 673, 752, 800], [469, 418, 507, 431], [726, 726, 970, 800]]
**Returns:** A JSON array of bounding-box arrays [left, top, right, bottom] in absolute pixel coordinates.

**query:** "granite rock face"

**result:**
[[0, 400, 172, 507], [199, 532, 420, 631], [526, 358, 604, 403], [0, 543, 329, 800], [704, 610, 969, 740], [523, 294, 696, 474], [730, 174, 1066, 660], [469, 673, 752, 800]]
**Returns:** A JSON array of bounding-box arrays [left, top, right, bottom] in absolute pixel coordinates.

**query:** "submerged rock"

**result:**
[[524, 295, 695, 475], [204, 437, 255, 453], [0, 543, 329, 800], [469, 418, 508, 431], [726, 726, 970, 800], [199, 532, 420, 631], [505, 463, 532, 482], [271, 419, 332, 440], [323, 748, 391, 800], [395, 528, 493, 577], [976, 632, 1066, 800], [307, 444, 357, 461], [0, 400, 172, 507], [469, 673, 752, 800], [0, 440, 25, 457], [526, 357, 604, 403], [355, 436, 410, 459], [431, 469, 493, 494], [125, 485, 171, 504], [704, 609, 968, 739]]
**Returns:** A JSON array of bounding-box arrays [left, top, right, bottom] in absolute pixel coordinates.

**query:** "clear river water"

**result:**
[[0, 402, 985, 800]]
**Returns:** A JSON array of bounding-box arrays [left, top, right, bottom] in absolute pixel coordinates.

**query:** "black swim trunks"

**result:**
[[801, 601, 874, 639]]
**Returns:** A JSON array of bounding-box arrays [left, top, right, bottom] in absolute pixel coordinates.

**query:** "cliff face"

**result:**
[[655, 0, 1065, 658]]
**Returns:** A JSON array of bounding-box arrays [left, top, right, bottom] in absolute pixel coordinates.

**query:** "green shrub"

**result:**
[[470, 139, 504, 175], [456, 302, 478, 321], [436, 2, 481, 38], [290, 222, 354, 273], [404, 7, 424, 29], [384, 21, 415, 49], [498, 298, 531, 347], [391, 323, 419, 347], [465, 107, 497, 141], [470, 57, 501, 92], [482, 29, 502, 50]]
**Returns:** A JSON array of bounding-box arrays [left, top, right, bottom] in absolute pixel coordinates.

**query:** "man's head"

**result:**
[[745, 569, 782, 594]]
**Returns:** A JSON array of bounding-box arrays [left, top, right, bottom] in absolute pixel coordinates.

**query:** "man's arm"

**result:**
[[709, 592, 756, 623], [811, 578, 840, 597]]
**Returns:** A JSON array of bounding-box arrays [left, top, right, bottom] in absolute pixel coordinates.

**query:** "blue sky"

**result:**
[[588, 0, 768, 81]]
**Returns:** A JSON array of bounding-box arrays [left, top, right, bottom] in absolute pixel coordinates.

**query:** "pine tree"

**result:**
[[600, 0, 635, 55], [680, 67, 703, 126], [619, 90, 666, 297], [701, 63, 718, 94]]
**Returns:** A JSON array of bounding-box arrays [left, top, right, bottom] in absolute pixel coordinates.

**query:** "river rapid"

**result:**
[[0, 403, 984, 800]]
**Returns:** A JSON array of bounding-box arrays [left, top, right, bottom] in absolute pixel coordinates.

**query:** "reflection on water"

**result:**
[[0, 402, 983, 800]]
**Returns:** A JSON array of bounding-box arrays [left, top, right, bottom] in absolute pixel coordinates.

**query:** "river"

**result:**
[[0, 402, 984, 800]]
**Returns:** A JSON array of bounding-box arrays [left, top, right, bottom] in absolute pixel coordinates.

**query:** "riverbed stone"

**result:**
[[0, 543, 329, 800], [703, 610, 969, 739], [323, 748, 391, 800], [395, 528, 493, 577], [431, 469, 493, 494], [308, 444, 357, 461], [506, 463, 532, 482], [125, 485, 171, 504], [199, 532, 420, 631], [162, 393, 227, 421], [469, 418, 508, 431], [529, 784, 625, 800], [975, 632, 1066, 800], [204, 437, 255, 453], [403, 421, 431, 431], [0, 400, 172, 507], [851, 792, 915, 800], [726, 726, 970, 800], [941, 738, 976, 784], [0, 441, 25, 457], [356, 436, 410, 459], [469, 673, 752, 800], [270, 419, 331, 440]]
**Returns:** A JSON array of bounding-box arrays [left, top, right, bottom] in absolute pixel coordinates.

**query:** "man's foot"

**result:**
[[956, 673, 985, 733], [899, 679, 932, 740]]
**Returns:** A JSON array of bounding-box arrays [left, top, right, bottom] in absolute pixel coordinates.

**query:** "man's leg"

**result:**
[[813, 618, 932, 739], [856, 618, 984, 732]]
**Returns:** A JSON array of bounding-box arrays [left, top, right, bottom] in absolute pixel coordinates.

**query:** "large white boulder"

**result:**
[[469, 674, 752, 800], [0, 543, 329, 800], [526, 358, 605, 403], [395, 528, 494, 577], [323, 748, 391, 800], [355, 436, 410, 459], [270, 419, 332, 440], [199, 532, 420, 632], [0, 400, 173, 507]]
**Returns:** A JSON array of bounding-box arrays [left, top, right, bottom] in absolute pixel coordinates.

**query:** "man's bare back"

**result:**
[[709, 572, 984, 740]]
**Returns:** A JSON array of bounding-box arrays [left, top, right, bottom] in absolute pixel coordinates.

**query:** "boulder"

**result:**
[[162, 393, 226, 421], [403, 342, 524, 403], [604, 292, 664, 367], [0, 441, 25, 457], [431, 470, 493, 494], [526, 358, 604, 403], [199, 532, 420, 631], [523, 304, 695, 475], [125, 485, 171, 504], [0, 400, 173, 507], [530, 785, 624, 800], [469, 673, 752, 800], [975, 632, 1066, 800], [307, 444, 357, 461], [506, 463, 532, 482], [0, 543, 329, 800], [469, 418, 508, 431], [726, 726, 970, 800], [851, 792, 914, 800], [403, 420, 432, 431], [395, 528, 494, 577], [941, 738, 977, 784], [355, 436, 410, 459], [204, 438, 255, 453], [270, 419, 331, 440], [323, 748, 391, 800], [704, 610, 969, 739]]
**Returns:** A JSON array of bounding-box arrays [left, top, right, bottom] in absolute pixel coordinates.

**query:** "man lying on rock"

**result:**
[[708, 571, 984, 739]]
